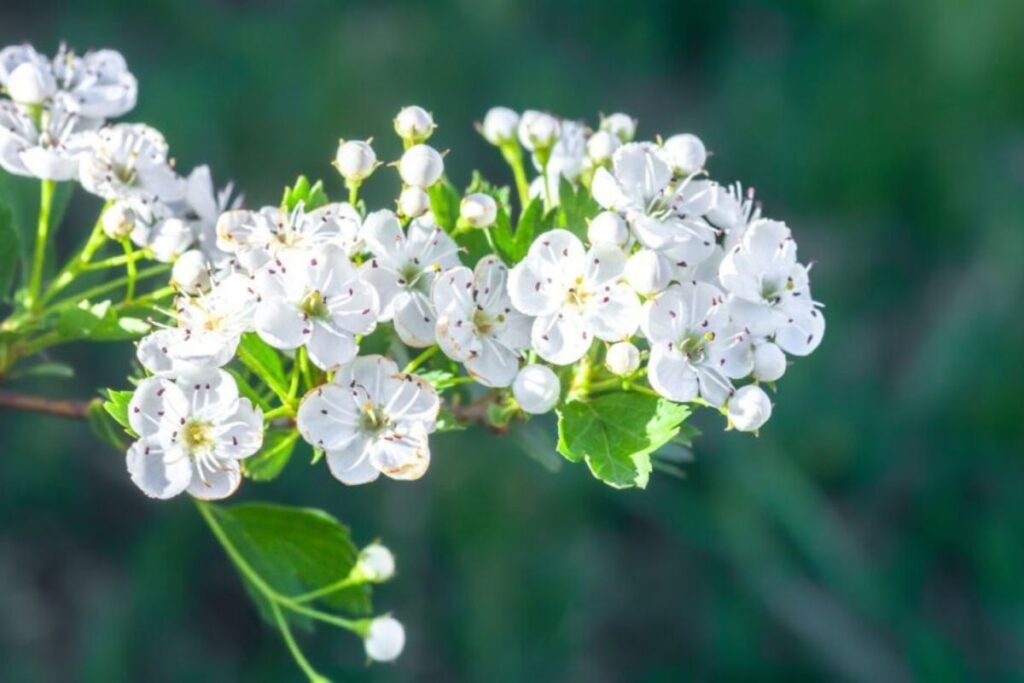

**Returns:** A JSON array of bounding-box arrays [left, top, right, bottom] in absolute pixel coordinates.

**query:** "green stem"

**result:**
[[263, 405, 295, 421], [500, 141, 530, 210], [481, 225, 499, 255], [403, 345, 438, 373], [41, 207, 112, 305], [84, 249, 150, 271], [46, 264, 169, 311], [270, 602, 327, 683], [121, 239, 137, 302], [27, 179, 57, 310], [347, 181, 360, 207], [291, 575, 361, 604]]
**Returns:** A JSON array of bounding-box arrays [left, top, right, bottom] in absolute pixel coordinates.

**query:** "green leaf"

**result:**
[[242, 430, 299, 482], [556, 392, 691, 489], [211, 503, 372, 624], [557, 175, 597, 239], [237, 333, 289, 401], [228, 368, 272, 411], [435, 408, 466, 432], [0, 201, 18, 300], [427, 179, 461, 232], [56, 300, 112, 338], [281, 176, 329, 212], [6, 361, 74, 380], [103, 389, 136, 431], [512, 196, 548, 261], [88, 400, 129, 451], [90, 313, 151, 341]]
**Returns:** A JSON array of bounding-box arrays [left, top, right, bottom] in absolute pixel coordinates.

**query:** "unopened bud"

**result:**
[[394, 105, 435, 144], [459, 192, 497, 228]]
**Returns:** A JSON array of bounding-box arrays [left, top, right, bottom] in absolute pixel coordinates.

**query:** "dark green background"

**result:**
[[2, 1, 1023, 681]]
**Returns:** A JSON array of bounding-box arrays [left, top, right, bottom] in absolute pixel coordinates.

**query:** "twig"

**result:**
[[0, 389, 94, 420]]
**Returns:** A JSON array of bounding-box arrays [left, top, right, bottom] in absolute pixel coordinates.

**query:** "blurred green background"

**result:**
[[2, 0, 1023, 681]]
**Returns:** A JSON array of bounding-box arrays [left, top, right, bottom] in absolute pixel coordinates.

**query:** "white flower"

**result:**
[[663, 133, 707, 176], [0, 95, 95, 180], [433, 256, 532, 387], [393, 105, 435, 143], [79, 123, 184, 203], [459, 192, 497, 228], [600, 112, 636, 142], [587, 211, 630, 247], [296, 355, 439, 485], [399, 144, 444, 188], [481, 107, 519, 145], [641, 282, 753, 406], [624, 248, 673, 296], [718, 219, 825, 356], [361, 211, 461, 347], [605, 341, 640, 376], [398, 185, 430, 218], [512, 364, 560, 414], [334, 139, 378, 183], [181, 165, 243, 268], [728, 384, 772, 432], [751, 340, 787, 382], [254, 245, 378, 371], [356, 544, 396, 582], [706, 182, 760, 249], [586, 130, 620, 165], [171, 249, 212, 295], [101, 200, 136, 239], [6, 60, 55, 105], [517, 110, 559, 151], [508, 229, 640, 365], [364, 616, 406, 662], [126, 369, 263, 500], [127, 199, 195, 263]]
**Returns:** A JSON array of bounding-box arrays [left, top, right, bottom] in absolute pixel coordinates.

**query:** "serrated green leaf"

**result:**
[[428, 179, 461, 232], [556, 392, 691, 489], [490, 206, 517, 263], [281, 176, 329, 213], [237, 333, 289, 401], [557, 175, 596, 239], [103, 388, 135, 431], [512, 196, 548, 261], [0, 202, 18, 300], [243, 430, 299, 482], [56, 300, 112, 338]]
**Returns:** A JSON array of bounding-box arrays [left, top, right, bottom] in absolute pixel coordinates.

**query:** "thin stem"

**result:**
[[0, 390, 93, 419], [403, 345, 438, 374], [270, 602, 328, 683], [27, 179, 57, 310], [41, 203, 110, 305], [347, 180, 360, 206], [263, 405, 295, 421], [84, 249, 150, 271], [291, 575, 361, 604], [47, 264, 169, 311], [499, 142, 530, 210], [121, 239, 137, 302], [481, 225, 499, 255]]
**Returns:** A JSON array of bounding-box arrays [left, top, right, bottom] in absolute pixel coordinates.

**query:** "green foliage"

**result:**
[[557, 392, 691, 488], [0, 202, 18, 301], [237, 333, 290, 401], [102, 388, 135, 431], [243, 430, 300, 482], [88, 399, 129, 451], [435, 408, 466, 432], [281, 176, 329, 212], [427, 179, 461, 231], [55, 300, 150, 341], [557, 176, 598, 239]]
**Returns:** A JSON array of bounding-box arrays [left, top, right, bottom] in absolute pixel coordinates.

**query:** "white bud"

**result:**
[[335, 140, 377, 183], [357, 544, 396, 582], [459, 192, 497, 228], [394, 105, 435, 143], [171, 249, 212, 295], [605, 342, 640, 376], [364, 616, 406, 662], [601, 113, 636, 142], [512, 364, 560, 415], [752, 342, 787, 382], [586, 130, 620, 165], [6, 61, 55, 105], [399, 144, 444, 188], [398, 185, 430, 218], [517, 110, 560, 151], [482, 107, 519, 145], [624, 249, 673, 295], [728, 385, 772, 432], [663, 134, 706, 176], [587, 211, 629, 246], [101, 201, 137, 240]]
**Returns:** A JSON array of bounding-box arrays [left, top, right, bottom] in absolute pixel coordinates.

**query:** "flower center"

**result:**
[[565, 276, 590, 308], [181, 418, 215, 455], [472, 307, 502, 336], [399, 262, 427, 293], [359, 401, 390, 434], [299, 290, 329, 321], [679, 331, 715, 361]]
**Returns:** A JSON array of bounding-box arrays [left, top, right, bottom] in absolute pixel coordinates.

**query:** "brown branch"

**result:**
[[0, 389, 94, 420]]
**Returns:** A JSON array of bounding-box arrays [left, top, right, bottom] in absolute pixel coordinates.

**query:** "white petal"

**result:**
[[297, 384, 360, 451], [187, 459, 242, 500], [127, 437, 193, 499], [369, 427, 431, 481], [531, 312, 592, 365], [775, 305, 825, 356], [648, 345, 699, 402], [326, 436, 380, 485], [215, 399, 264, 460], [129, 377, 184, 438], [392, 292, 437, 347], [464, 340, 520, 388], [254, 297, 307, 350], [588, 283, 640, 342], [306, 322, 358, 371]]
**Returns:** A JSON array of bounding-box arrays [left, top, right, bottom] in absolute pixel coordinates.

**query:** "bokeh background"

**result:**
[[2, 1, 1023, 681]]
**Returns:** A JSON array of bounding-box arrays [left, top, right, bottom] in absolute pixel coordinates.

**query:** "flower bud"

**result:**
[[728, 385, 772, 432], [587, 211, 629, 246], [171, 249, 212, 295], [357, 543, 396, 582], [102, 201, 137, 240], [398, 185, 430, 218], [482, 107, 519, 145], [600, 112, 636, 142], [606, 342, 640, 376], [399, 144, 444, 188], [335, 139, 377, 183], [364, 616, 406, 662], [459, 192, 497, 228], [517, 110, 560, 151], [6, 61, 55, 105], [752, 341, 787, 382], [663, 133, 706, 176], [624, 249, 672, 295], [586, 130, 620, 165], [513, 364, 560, 415], [393, 105, 435, 143]]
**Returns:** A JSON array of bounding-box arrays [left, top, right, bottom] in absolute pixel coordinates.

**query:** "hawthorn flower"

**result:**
[[706, 182, 760, 249], [393, 105, 435, 144], [79, 123, 184, 203], [481, 106, 519, 145], [356, 544, 396, 582], [605, 341, 640, 376], [518, 110, 559, 152], [529, 120, 587, 205], [181, 165, 243, 268], [398, 185, 430, 218], [398, 144, 444, 188], [512, 364, 560, 415], [727, 384, 772, 432], [586, 130, 620, 165], [459, 192, 497, 228], [126, 199, 194, 263], [296, 355, 440, 485], [335, 139, 378, 184], [663, 133, 707, 176], [600, 112, 636, 142], [361, 211, 461, 347], [3, 57, 54, 106], [433, 256, 532, 387], [624, 248, 673, 296], [170, 249, 212, 295], [587, 211, 630, 247], [0, 95, 95, 180], [508, 229, 640, 365], [641, 282, 753, 406], [751, 339, 787, 382], [364, 616, 406, 662], [126, 369, 263, 500], [254, 245, 378, 371]]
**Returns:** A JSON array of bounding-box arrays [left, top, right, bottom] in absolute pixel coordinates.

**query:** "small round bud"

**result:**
[[586, 130, 620, 165], [513, 364, 560, 415], [728, 385, 772, 432], [624, 249, 672, 296], [459, 192, 498, 228], [517, 110, 560, 151], [357, 544, 396, 582], [752, 342, 787, 382], [663, 134, 706, 176], [171, 249, 212, 295], [102, 201, 137, 240], [364, 616, 406, 662], [587, 211, 629, 246], [393, 105, 435, 143], [482, 107, 519, 145], [398, 185, 430, 218], [399, 144, 444, 188], [335, 140, 377, 183], [606, 342, 640, 376], [6, 61, 55, 105], [601, 112, 636, 142]]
